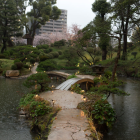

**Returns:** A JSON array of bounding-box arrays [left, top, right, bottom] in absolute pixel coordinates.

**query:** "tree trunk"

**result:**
[[122, 32, 127, 60], [102, 48, 107, 60], [1, 40, 6, 53]]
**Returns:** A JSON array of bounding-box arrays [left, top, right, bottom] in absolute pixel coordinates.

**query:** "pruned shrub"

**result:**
[[24, 64, 29, 69], [14, 59, 20, 64], [0, 68, 3, 73], [30, 58, 36, 64], [58, 50, 62, 55], [15, 62, 24, 70], [11, 64, 17, 70], [0, 54, 5, 58], [38, 60, 57, 71], [39, 55, 48, 61]]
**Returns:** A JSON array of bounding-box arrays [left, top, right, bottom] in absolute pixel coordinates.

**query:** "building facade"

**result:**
[[36, 9, 67, 35]]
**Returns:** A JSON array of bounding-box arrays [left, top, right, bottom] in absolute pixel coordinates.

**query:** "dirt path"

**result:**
[[40, 90, 92, 140]]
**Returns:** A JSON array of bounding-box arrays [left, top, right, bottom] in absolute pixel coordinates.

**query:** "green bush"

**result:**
[[15, 62, 24, 70], [11, 64, 17, 70], [67, 74, 77, 79], [14, 59, 21, 64], [39, 55, 48, 61], [24, 64, 29, 68], [0, 54, 5, 58], [19, 93, 52, 118], [38, 60, 57, 71], [0, 68, 3, 73], [46, 54, 54, 59], [58, 50, 62, 55], [50, 52, 59, 58], [79, 65, 93, 74], [36, 44, 49, 50], [91, 99, 116, 128], [2, 70, 6, 76], [30, 58, 36, 64]]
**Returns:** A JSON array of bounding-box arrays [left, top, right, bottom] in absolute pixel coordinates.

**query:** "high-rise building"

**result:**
[[36, 9, 67, 35]]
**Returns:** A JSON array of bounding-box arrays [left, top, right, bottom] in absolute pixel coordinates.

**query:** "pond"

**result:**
[[0, 78, 33, 140], [104, 77, 140, 140], [0, 74, 140, 140]]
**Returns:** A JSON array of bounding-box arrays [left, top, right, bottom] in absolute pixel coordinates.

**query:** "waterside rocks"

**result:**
[[6, 70, 20, 77]]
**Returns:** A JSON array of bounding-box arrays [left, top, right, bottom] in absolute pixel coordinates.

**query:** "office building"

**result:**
[[36, 9, 67, 35]]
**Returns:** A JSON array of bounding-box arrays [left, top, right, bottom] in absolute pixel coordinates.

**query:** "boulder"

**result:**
[[6, 70, 20, 77]]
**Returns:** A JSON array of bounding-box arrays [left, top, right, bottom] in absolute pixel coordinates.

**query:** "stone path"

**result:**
[[10, 62, 39, 79], [40, 90, 92, 140]]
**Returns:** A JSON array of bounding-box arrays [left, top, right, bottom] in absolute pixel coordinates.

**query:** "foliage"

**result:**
[[11, 64, 17, 70], [91, 98, 116, 128], [79, 65, 94, 75], [0, 68, 3, 73], [71, 84, 82, 94], [24, 0, 61, 45], [23, 72, 50, 92], [39, 55, 48, 62], [37, 60, 57, 71], [19, 94, 52, 118], [61, 47, 79, 67], [30, 58, 36, 64], [14, 59, 21, 63], [0, 0, 25, 53], [36, 44, 49, 50], [2, 70, 6, 76], [67, 74, 77, 80], [24, 64, 29, 69], [0, 54, 5, 58], [90, 80, 129, 98], [15, 62, 24, 70]]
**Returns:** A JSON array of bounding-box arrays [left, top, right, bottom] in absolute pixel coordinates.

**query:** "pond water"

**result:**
[[0, 74, 140, 140], [104, 77, 140, 140], [0, 78, 33, 140]]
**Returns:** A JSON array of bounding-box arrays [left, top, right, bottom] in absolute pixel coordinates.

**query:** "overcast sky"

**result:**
[[55, 0, 95, 29]]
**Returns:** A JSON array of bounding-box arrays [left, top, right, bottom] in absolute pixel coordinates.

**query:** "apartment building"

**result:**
[[36, 9, 67, 35]]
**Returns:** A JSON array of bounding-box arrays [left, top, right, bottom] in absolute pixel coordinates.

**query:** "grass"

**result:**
[[0, 59, 14, 72]]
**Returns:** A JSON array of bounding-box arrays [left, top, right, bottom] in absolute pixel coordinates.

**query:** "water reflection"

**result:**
[[104, 77, 140, 140], [0, 78, 33, 140]]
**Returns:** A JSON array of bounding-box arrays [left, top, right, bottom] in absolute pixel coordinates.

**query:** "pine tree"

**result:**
[[0, 0, 25, 53]]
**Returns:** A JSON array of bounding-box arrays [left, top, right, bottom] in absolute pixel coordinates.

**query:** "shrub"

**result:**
[[79, 65, 93, 74], [30, 58, 36, 64], [24, 64, 29, 68], [19, 93, 52, 118], [14, 59, 21, 64], [67, 74, 77, 79], [2, 70, 6, 76], [49, 48, 53, 52], [46, 54, 54, 59], [58, 50, 62, 55], [15, 62, 24, 70], [39, 55, 48, 61], [0, 54, 5, 58], [23, 72, 51, 92], [0, 68, 3, 73], [38, 60, 57, 71], [11, 64, 17, 70], [91, 99, 116, 128], [50, 52, 59, 58]]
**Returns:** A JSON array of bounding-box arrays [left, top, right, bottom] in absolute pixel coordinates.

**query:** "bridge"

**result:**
[[55, 77, 94, 91], [46, 71, 70, 80]]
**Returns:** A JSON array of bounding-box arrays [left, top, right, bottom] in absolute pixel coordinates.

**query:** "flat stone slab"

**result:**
[[40, 90, 84, 109], [48, 109, 92, 140]]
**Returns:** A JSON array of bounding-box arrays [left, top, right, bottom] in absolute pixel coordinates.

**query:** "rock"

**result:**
[[19, 110, 26, 115], [6, 70, 20, 77]]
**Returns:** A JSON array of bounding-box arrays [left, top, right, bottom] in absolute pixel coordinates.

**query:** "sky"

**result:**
[[55, 0, 95, 29]]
